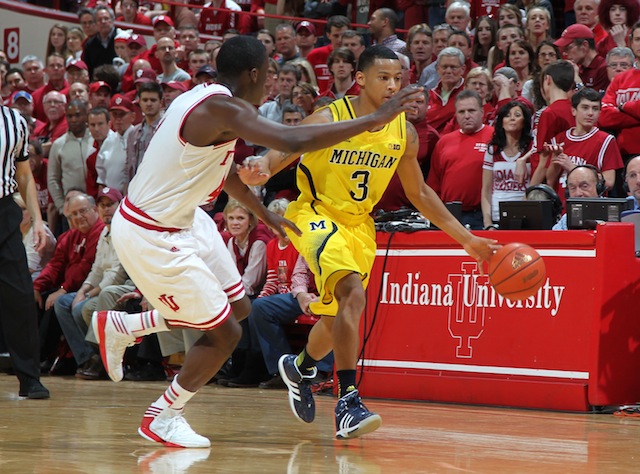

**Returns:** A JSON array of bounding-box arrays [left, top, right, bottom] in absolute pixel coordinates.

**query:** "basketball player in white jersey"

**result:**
[[92, 36, 423, 449]]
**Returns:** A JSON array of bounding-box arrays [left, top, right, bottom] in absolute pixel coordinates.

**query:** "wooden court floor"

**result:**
[[1, 373, 640, 474]]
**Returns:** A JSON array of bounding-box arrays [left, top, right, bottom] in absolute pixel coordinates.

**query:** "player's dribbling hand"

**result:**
[[237, 156, 271, 186], [373, 84, 424, 125], [262, 210, 302, 238], [463, 236, 501, 275]]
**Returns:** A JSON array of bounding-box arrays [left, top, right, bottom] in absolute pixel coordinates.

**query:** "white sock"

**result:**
[[144, 377, 196, 419], [123, 309, 169, 337]]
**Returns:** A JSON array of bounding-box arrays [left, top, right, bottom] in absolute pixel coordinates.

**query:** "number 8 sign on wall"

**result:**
[[4, 28, 20, 63]]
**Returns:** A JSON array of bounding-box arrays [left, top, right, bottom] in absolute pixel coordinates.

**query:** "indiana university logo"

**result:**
[[447, 262, 488, 358], [158, 294, 180, 312]]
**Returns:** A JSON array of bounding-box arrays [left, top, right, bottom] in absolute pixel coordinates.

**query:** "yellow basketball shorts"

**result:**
[[285, 201, 376, 316]]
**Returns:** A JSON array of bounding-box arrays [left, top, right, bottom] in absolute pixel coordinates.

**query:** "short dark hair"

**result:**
[[356, 45, 398, 72], [279, 63, 301, 80], [217, 36, 267, 78], [326, 15, 350, 33], [377, 8, 399, 30], [341, 30, 365, 46], [541, 60, 575, 92], [455, 89, 483, 109], [88, 107, 110, 122], [6, 67, 24, 79], [138, 81, 163, 98], [282, 102, 305, 117], [328, 47, 356, 71], [571, 87, 601, 108], [448, 29, 471, 47]]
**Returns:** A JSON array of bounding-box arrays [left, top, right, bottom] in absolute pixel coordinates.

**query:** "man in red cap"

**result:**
[[66, 60, 90, 86], [89, 81, 112, 109], [96, 95, 135, 193], [161, 81, 188, 110], [555, 23, 609, 94], [120, 18, 175, 93], [296, 21, 317, 59]]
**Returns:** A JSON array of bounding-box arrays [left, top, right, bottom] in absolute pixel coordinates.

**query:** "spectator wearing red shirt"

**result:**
[[307, 15, 350, 94], [529, 61, 577, 185], [596, 0, 640, 57], [318, 47, 360, 101], [197, 0, 241, 38], [120, 19, 173, 93], [599, 67, 640, 159], [32, 54, 69, 123], [32, 91, 68, 157], [427, 47, 466, 134], [116, 0, 153, 25], [575, 0, 608, 46], [376, 90, 440, 212], [554, 24, 609, 95], [547, 87, 623, 202], [406, 24, 433, 84], [428, 90, 495, 229], [295, 21, 317, 59], [86, 108, 114, 200], [21, 56, 45, 94]]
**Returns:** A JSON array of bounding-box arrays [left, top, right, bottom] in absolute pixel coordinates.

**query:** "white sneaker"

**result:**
[[138, 408, 211, 448], [92, 310, 136, 382]]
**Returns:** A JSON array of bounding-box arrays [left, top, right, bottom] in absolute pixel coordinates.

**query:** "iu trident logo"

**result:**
[[447, 262, 489, 358], [158, 294, 180, 312]]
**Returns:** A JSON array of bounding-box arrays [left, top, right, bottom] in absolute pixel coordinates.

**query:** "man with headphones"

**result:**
[[552, 164, 605, 230], [546, 87, 623, 204]]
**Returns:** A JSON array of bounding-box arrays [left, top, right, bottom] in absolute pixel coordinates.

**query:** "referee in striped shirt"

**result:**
[[0, 72, 50, 399]]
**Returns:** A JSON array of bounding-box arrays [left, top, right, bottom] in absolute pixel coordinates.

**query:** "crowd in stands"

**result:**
[[2, 0, 640, 385]]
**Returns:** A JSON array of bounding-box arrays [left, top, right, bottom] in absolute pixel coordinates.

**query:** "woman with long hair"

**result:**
[[66, 27, 86, 61], [522, 40, 560, 104], [525, 6, 552, 51], [505, 39, 535, 95], [46, 24, 69, 60], [481, 101, 533, 228], [596, 0, 640, 56], [497, 4, 523, 28], [473, 16, 497, 67]]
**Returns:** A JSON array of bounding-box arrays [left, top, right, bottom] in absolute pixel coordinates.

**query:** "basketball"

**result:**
[[488, 243, 546, 300]]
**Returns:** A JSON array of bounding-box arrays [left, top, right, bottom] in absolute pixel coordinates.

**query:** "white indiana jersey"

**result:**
[[126, 83, 237, 229]]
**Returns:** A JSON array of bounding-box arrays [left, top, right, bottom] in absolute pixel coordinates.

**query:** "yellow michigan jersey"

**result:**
[[285, 97, 407, 316], [294, 96, 407, 225]]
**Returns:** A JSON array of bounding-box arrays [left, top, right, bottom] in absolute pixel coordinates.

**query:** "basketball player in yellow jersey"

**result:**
[[239, 46, 500, 440]]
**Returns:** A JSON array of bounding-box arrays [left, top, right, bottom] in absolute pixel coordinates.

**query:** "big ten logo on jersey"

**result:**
[[309, 219, 327, 231], [389, 143, 401, 151]]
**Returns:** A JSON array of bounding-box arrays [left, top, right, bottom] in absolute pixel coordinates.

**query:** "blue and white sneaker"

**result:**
[[335, 389, 382, 439], [278, 354, 316, 423]]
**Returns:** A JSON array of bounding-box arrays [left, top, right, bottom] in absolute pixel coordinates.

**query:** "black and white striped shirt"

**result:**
[[0, 105, 29, 199]]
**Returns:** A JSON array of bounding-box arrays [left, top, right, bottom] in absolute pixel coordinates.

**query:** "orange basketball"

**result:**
[[487, 243, 546, 300]]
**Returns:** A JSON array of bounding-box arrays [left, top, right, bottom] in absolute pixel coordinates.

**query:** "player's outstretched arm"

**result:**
[[222, 85, 423, 155], [224, 166, 302, 238], [237, 108, 335, 187], [397, 123, 500, 266]]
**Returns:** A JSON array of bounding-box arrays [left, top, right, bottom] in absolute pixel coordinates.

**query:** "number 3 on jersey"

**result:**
[[350, 170, 370, 202]]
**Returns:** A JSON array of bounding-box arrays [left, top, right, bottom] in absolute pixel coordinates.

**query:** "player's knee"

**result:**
[[231, 296, 252, 322]]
